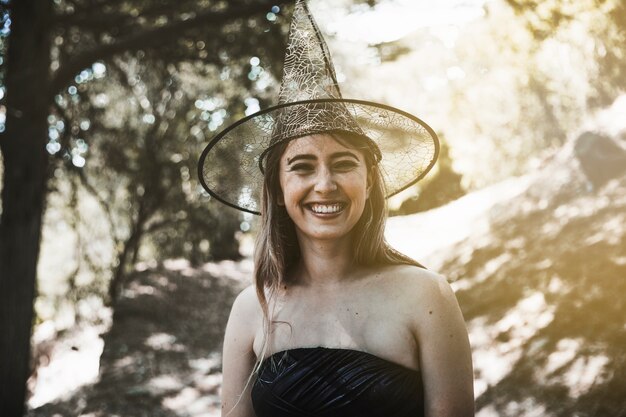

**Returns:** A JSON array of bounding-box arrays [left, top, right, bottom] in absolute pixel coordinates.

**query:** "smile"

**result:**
[[306, 203, 346, 214]]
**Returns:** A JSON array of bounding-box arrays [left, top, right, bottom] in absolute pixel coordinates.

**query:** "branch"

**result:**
[[54, 2, 188, 29], [73, 166, 122, 244], [144, 218, 175, 234], [51, 0, 295, 94]]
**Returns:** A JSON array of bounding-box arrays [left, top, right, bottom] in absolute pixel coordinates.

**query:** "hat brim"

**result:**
[[198, 98, 439, 215]]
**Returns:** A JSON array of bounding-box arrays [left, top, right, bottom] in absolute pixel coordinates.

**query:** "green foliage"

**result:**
[[346, 0, 626, 192], [504, 0, 626, 107], [25, 1, 296, 317], [391, 139, 465, 215]]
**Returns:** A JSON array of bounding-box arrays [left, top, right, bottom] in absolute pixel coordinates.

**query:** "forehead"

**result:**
[[281, 134, 359, 159]]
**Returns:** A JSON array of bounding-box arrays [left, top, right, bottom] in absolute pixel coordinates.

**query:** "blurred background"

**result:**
[[1, 0, 625, 416]]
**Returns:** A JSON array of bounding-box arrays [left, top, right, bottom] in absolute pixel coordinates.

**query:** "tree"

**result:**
[[504, 0, 626, 107], [0, 3, 53, 417], [0, 1, 295, 415], [393, 139, 465, 215]]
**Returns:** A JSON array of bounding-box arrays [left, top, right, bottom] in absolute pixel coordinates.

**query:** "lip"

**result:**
[[304, 201, 347, 217]]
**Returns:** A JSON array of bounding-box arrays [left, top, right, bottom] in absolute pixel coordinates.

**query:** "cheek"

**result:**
[[350, 173, 369, 198], [278, 170, 296, 204], [279, 176, 304, 206]]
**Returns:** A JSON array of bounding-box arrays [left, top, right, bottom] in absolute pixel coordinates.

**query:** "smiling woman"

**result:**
[[278, 134, 371, 241], [198, 1, 473, 416], [256, 130, 418, 277]]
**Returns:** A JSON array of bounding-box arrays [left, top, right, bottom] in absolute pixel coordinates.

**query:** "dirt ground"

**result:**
[[27, 259, 251, 417], [26, 139, 626, 417]]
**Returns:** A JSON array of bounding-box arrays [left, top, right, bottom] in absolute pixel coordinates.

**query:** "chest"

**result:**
[[253, 282, 420, 370]]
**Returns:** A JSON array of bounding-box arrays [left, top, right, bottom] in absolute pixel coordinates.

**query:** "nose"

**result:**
[[314, 166, 337, 193]]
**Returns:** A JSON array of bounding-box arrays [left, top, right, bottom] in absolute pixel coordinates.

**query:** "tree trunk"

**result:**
[[0, 1, 52, 416], [108, 201, 148, 303]]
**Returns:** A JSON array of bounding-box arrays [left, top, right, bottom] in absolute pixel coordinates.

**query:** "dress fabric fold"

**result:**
[[251, 347, 424, 417]]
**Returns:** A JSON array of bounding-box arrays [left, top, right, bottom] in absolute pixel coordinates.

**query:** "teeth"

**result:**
[[310, 203, 344, 214]]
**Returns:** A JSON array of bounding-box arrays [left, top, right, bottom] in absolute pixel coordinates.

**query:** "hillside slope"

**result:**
[[388, 139, 626, 417], [29, 137, 625, 417]]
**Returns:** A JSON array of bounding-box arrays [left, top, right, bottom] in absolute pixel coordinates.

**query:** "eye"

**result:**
[[289, 163, 314, 172], [333, 160, 358, 171]]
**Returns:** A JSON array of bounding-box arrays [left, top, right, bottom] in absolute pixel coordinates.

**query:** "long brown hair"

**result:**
[[252, 131, 423, 370]]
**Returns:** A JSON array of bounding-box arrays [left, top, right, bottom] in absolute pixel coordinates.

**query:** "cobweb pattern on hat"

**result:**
[[198, 0, 439, 214], [271, 0, 367, 142], [279, 0, 340, 101]]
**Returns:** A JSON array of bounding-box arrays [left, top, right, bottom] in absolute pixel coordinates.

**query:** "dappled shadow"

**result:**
[[27, 139, 626, 417], [27, 259, 251, 417], [441, 145, 626, 416]]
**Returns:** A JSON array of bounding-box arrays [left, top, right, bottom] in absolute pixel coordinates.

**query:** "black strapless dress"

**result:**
[[251, 347, 424, 417]]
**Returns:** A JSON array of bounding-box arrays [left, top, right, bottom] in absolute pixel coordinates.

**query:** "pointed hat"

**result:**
[[198, 0, 439, 214]]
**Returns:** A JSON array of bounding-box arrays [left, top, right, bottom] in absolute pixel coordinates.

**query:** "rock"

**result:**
[[574, 131, 626, 189]]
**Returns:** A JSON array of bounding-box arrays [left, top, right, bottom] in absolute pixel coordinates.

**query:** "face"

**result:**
[[278, 134, 371, 243]]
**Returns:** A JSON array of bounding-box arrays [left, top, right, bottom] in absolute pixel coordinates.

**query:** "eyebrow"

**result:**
[[286, 151, 360, 165]]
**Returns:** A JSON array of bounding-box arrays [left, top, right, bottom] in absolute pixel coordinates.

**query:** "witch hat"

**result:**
[[198, 0, 439, 214]]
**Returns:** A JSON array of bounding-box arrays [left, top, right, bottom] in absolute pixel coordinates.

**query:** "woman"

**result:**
[[198, 2, 474, 416]]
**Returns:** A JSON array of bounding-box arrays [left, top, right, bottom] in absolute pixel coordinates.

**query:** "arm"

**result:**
[[221, 285, 260, 417], [411, 273, 474, 417]]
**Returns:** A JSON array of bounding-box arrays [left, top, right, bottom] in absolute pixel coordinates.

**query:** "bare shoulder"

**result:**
[[229, 285, 263, 330], [384, 265, 474, 415], [224, 285, 263, 351], [383, 264, 452, 299], [381, 264, 462, 330], [221, 285, 262, 417], [233, 284, 262, 311]]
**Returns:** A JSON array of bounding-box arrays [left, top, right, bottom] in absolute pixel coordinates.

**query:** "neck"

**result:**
[[292, 233, 357, 288]]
